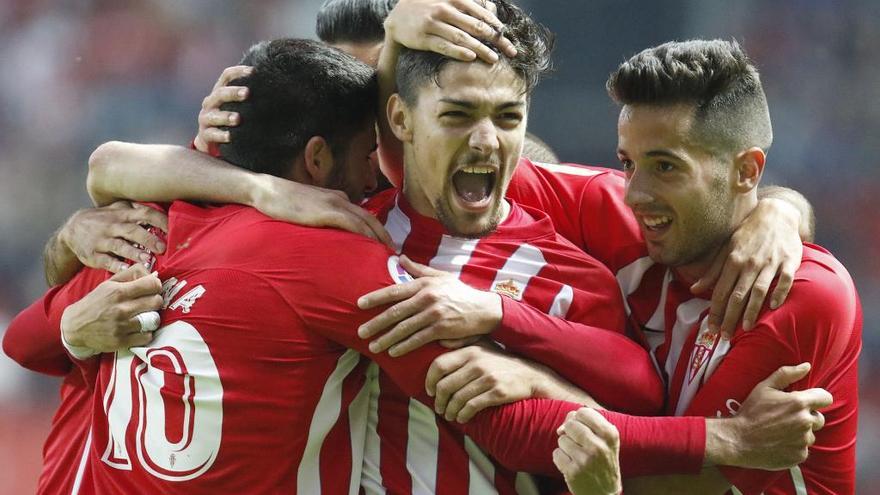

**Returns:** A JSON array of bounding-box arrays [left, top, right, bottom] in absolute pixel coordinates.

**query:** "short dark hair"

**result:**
[[396, 0, 554, 106], [219, 39, 377, 178], [607, 39, 772, 154], [316, 0, 397, 44]]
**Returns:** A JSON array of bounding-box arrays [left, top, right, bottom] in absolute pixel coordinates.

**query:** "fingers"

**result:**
[[691, 244, 729, 294], [573, 408, 619, 444], [202, 85, 249, 112], [742, 265, 776, 331], [399, 255, 445, 278], [433, 364, 482, 416], [199, 127, 231, 145], [426, 13, 497, 62], [110, 262, 151, 282], [770, 256, 799, 309], [117, 293, 165, 320], [96, 254, 131, 274], [794, 387, 834, 411], [425, 349, 470, 397], [763, 362, 811, 390], [129, 203, 169, 234], [358, 279, 423, 312], [99, 236, 151, 266], [452, 0, 517, 57], [706, 254, 739, 333], [115, 272, 163, 300], [369, 311, 436, 355], [442, 376, 493, 421], [212, 65, 253, 91], [199, 109, 240, 129], [339, 202, 393, 247], [387, 323, 444, 357], [552, 447, 573, 472]]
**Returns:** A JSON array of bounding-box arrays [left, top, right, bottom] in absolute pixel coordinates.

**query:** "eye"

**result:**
[[620, 159, 634, 173], [657, 161, 675, 172], [440, 111, 468, 119]]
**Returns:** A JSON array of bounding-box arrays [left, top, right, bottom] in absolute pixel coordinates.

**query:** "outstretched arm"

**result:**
[[86, 141, 390, 245]]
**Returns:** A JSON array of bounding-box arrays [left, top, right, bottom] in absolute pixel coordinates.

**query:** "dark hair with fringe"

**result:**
[[316, 0, 398, 44], [219, 39, 377, 178], [607, 39, 772, 154], [396, 0, 554, 105]]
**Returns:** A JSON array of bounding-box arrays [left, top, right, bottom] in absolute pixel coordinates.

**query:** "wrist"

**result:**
[[480, 291, 503, 334], [246, 173, 276, 209], [60, 306, 85, 349], [760, 197, 801, 230], [704, 417, 742, 467]]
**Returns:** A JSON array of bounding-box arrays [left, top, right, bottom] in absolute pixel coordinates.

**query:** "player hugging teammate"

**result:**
[[3, 0, 860, 494]]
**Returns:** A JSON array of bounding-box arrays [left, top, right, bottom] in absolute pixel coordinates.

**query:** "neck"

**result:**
[[673, 193, 758, 286]]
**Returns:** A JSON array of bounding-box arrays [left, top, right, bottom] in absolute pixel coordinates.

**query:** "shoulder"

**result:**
[[756, 244, 859, 339]]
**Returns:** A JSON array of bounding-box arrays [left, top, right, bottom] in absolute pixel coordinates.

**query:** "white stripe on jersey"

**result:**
[[430, 236, 479, 277], [791, 465, 807, 495], [532, 161, 603, 177], [407, 400, 440, 495], [464, 436, 498, 495], [664, 298, 711, 391], [490, 244, 547, 301], [361, 363, 386, 495], [71, 428, 93, 495], [297, 349, 362, 494], [348, 373, 372, 495], [549, 284, 574, 318], [386, 197, 413, 254]]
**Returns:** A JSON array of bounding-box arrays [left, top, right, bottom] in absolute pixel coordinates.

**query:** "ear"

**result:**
[[303, 136, 335, 185], [733, 147, 765, 192], [387, 93, 414, 142]]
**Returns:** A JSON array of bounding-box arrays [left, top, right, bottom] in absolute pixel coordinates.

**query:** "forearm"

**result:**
[[87, 141, 266, 207], [2, 292, 72, 376], [758, 185, 815, 242], [495, 297, 664, 415], [43, 227, 82, 286]]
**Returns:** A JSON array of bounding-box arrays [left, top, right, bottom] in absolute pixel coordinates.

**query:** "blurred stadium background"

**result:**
[[0, 0, 876, 492]]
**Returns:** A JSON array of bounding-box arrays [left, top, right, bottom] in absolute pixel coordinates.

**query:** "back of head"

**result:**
[[606, 39, 772, 154], [316, 0, 397, 44], [219, 39, 377, 178], [396, 0, 554, 105]]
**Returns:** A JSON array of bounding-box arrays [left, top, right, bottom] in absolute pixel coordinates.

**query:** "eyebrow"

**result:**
[[439, 98, 525, 111], [645, 150, 684, 160]]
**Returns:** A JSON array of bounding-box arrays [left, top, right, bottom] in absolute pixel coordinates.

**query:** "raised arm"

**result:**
[[86, 141, 389, 244]]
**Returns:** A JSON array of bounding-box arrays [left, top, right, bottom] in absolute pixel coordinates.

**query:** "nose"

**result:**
[[623, 166, 654, 208], [468, 118, 500, 155]]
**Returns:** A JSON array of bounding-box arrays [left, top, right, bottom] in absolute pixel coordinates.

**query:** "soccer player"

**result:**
[[72, 5, 829, 495], [604, 39, 860, 495]]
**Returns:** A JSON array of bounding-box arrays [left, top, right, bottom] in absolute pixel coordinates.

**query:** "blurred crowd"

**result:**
[[0, 0, 876, 492]]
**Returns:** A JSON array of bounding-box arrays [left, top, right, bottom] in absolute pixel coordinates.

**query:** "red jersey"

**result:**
[[359, 191, 668, 494], [3, 274, 107, 495], [18, 200, 704, 494], [508, 158, 861, 494]]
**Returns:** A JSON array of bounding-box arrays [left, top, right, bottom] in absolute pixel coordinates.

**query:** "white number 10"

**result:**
[[101, 321, 224, 481]]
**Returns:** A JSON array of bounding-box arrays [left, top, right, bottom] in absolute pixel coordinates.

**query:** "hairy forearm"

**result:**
[[87, 141, 264, 207], [758, 185, 815, 242], [43, 224, 82, 286]]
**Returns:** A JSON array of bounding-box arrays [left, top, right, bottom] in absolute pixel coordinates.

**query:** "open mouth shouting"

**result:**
[[451, 164, 498, 211]]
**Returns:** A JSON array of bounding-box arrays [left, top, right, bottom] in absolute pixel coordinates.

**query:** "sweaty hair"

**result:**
[[606, 39, 772, 154], [219, 39, 377, 178], [316, 0, 397, 44], [396, 0, 554, 106]]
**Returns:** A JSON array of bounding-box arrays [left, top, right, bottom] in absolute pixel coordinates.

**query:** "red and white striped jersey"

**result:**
[[508, 158, 861, 494], [360, 190, 651, 494]]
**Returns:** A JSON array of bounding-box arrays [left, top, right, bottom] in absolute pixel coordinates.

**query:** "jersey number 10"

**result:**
[[100, 321, 224, 481]]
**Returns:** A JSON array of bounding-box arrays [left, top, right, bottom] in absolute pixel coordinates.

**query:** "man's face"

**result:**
[[617, 104, 736, 271], [401, 61, 527, 237], [324, 124, 379, 203]]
